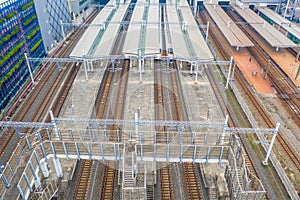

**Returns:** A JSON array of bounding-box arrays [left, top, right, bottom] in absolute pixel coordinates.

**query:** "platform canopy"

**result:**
[[205, 4, 254, 49], [166, 0, 214, 61], [145, 3, 160, 55], [234, 6, 297, 49], [94, 3, 130, 56], [70, 5, 116, 57], [123, 0, 161, 56], [257, 7, 300, 43]]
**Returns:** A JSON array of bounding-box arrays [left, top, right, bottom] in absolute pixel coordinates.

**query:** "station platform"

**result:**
[[256, 6, 300, 43], [233, 5, 296, 50], [204, 4, 253, 49], [70, 5, 115, 57]]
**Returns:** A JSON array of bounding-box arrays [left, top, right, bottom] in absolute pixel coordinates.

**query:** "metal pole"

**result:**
[[283, 0, 290, 18], [25, 53, 35, 84], [263, 123, 280, 165], [295, 65, 300, 80], [205, 22, 209, 43], [83, 60, 88, 80], [296, 45, 300, 62], [60, 20, 66, 41], [195, 64, 198, 81], [50, 110, 58, 138], [225, 57, 233, 89], [264, 59, 271, 79], [231, 63, 236, 80]]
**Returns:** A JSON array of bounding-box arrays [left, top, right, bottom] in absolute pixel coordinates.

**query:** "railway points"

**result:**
[[1, 1, 300, 200], [204, 4, 254, 50], [233, 5, 297, 50]]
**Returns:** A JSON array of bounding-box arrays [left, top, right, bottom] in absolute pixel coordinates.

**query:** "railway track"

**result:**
[[226, 7, 300, 172], [159, 163, 175, 199], [199, 5, 300, 199], [74, 160, 94, 199], [0, 9, 100, 164]]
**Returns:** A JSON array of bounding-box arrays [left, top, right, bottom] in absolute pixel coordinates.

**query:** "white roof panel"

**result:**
[[205, 4, 253, 47], [70, 6, 115, 57], [145, 5, 160, 55], [95, 4, 129, 56], [258, 7, 300, 42], [123, 3, 145, 54], [180, 6, 214, 60], [234, 6, 296, 48], [167, 5, 190, 58]]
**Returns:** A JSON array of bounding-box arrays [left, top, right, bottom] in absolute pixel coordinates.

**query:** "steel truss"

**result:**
[[0, 118, 278, 135]]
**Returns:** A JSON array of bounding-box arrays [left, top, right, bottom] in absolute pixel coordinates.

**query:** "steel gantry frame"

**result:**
[[0, 117, 272, 200]]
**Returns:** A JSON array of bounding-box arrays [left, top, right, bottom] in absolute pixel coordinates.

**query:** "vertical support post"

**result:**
[[206, 147, 210, 164], [29, 161, 38, 180], [34, 151, 41, 169], [88, 143, 92, 160], [153, 144, 156, 162], [135, 112, 139, 141], [50, 110, 58, 138], [26, 137, 32, 149], [264, 59, 271, 79], [17, 184, 25, 199], [25, 53, 35, 84], [193, 146, 197, 163], [46, 128, 51, 140], [219, 146, 224, 163], [100, 143, 104, 161], [180, 145, 183, 163], [295, 65, 300, 80], [60, 20, 66, 41], [225, 57, 233, 89], [141, 144, 143, 161], [166, 145, 169, 163], [75, 142, 80, 160], [7, 163, 14, 175], [296, 46, 300, 62], [116, 129, 120, 142], [263, 123, 280, 165], [221, 115, 229, 144], [63, 142, 68, 159], [231, 63, 236, 80], [83, 60, 88, 80], [205, 22, 209, 43], [195, 64, 199, 81], [114, 143, 117, 161], [36, 132, 47, 161], [23, 173, 33, 192], [69, 130, 73, 140], [139, 49, 142, 81], [50, 141, 57, 159], [0, 165, 10, 188]]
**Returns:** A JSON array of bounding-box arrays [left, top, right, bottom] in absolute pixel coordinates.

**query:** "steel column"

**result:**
[[0, 165, 10, 188], [23, 173, 33, 192], [25, 53, 35, 84], [63, 142, 68, 159], [29, 161, 38, 180], [225, 57, 233, 89], [263, 123, 280, 165], [17, 185, 25, 199], [75, 142, 80, 160], [88, 143, 92, 160], [34, 151, 41, 169], [193, 146, 197, 163], [100, 143, 104, 161], [206, 147, 210, 164], [50, 142, 57, 159]]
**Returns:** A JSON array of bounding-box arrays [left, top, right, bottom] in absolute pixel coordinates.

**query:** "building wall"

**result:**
[[70, 0, 91, 16], [0, 0, 46, 112], [34, 0, 72, 51]]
